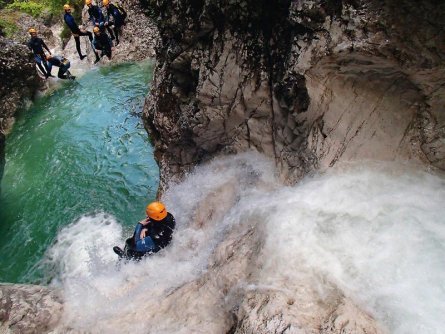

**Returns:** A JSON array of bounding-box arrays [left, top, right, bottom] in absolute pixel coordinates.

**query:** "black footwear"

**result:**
[[113, 246, 125, 258], [80, 54, 87, 60]]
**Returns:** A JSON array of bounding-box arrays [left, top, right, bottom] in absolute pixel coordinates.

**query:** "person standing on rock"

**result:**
[[102, 0, 126, 46], [27, 28, 52, 78], [63, 4, 99, 62], [92, 26, 113, 60], [85, 0, 115, 40], [113, 202, 176, 260]]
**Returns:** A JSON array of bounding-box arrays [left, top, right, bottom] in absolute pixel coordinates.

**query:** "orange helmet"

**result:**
[[93, 26, 100, 33], [146, 202, 167, 221], [85, 0, 92, 5], [102, 0, 109, 5], [28, 28, 37, 34], [63, 4, 70, 10]]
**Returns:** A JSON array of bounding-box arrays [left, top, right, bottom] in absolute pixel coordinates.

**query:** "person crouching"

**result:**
[[46, 55, 75, 80], [92, 26, 113, 60]]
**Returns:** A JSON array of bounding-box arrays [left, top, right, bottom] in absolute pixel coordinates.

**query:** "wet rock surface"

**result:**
[[143, 0, 445, 188], [0, 284, 63, 334]]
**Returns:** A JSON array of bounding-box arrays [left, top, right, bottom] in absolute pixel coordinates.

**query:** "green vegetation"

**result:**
[[1, 0, 84, 39], [6, 1, 46, 16], [0, 10, 19, 37], [6, 0, 82, 17]]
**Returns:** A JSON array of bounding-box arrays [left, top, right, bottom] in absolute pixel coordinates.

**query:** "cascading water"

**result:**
[[43, 152, 445, 333], [0, 62, 158, 283]]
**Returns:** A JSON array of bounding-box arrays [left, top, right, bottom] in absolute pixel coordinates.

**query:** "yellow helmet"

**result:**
[[93, 26, 100, 33], [146, 202, 167, 221], [85, 0, 92, 5], [102, 0, 109, 5], [28, 28, 37, 34], [63, 4, 70, 10]]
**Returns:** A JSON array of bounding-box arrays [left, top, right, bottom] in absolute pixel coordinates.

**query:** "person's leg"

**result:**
[[113, 25, 120, 45], [38, 53, 50, 73], [106, 26, 115, 40], [34, 55, 48, 76], [92, 42, 102, 63], [57, 67, 65, 79], [105, 47, 112, 59], [74, 35, 86, 60]]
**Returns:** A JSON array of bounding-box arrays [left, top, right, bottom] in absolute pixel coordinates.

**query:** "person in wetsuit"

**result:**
[[92, 26, 113, 60], [85, 0, 115, 40], [63, 4, 99, 61], [102, 0, 125, 45], [46, 54, 75, 80], [113, 202, 176, 260], [27, 28, 51, 78]]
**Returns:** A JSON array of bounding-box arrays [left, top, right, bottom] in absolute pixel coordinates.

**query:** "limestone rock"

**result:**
[[0, 36, 40, 181], [0, 284, 63, 334], [143, 0, 445, 188]]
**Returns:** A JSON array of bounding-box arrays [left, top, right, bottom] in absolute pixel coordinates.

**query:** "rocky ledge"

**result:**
[[143, 0, 445, 190]]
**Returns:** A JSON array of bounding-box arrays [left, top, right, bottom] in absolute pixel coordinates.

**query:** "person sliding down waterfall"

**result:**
[[46, 55, 76, 80], [63, 4, 100, 62], [113, 202, 176, 260]]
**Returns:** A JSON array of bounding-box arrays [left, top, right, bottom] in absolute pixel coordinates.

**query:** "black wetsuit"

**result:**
[[64, 12, 94, 59], [105, 3, 124, 44], [142, 212, 176, 250], [88, 5, 115, 39], [124, 212, 176, 259], [93, 31, 113, 59], [46, 56, 73, 79], [27, 36, 51, 76], [88, 5, 104, 26]]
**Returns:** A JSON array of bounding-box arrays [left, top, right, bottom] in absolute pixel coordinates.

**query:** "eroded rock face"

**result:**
[[0, 284, 63, 334], [143, 0, 445, 188], [0, 36, 40, 180]]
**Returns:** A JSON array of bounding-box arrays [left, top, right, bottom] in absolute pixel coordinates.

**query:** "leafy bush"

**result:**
[[6, 0, 82, 17], [6, 0, 45, 17], [0, 11, 19, 36]]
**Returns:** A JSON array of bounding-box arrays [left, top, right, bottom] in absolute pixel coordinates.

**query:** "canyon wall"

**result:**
[[144, 0, 445, 189], [0, 37, 41, 181]]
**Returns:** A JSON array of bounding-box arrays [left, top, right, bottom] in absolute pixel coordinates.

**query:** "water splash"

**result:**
[[47, 153, 445, 333]]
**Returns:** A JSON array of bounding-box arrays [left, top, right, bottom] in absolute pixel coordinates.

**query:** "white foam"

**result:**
[[46, 154, 445, 333]]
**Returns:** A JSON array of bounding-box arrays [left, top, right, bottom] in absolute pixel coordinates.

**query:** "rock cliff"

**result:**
[[0, 13, 55, 181], [144, 0, 445, 189], [0, 37, 40, 181]]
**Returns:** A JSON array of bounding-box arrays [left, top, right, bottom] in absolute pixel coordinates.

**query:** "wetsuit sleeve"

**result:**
[[41, 40, 51, 54], [133, 223, 148, 243]]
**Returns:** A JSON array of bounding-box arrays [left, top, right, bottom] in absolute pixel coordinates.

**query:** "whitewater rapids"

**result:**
[[44, 152, 445, 333]]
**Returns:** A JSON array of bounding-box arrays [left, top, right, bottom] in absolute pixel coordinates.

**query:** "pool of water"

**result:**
[[0, 62, 159, 283]]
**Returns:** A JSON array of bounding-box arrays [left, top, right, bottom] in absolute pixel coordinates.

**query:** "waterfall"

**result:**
[[45, 152, 445, 333]]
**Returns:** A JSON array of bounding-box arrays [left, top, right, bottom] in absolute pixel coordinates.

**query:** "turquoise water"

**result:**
[[0, 62, 159, 283]]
